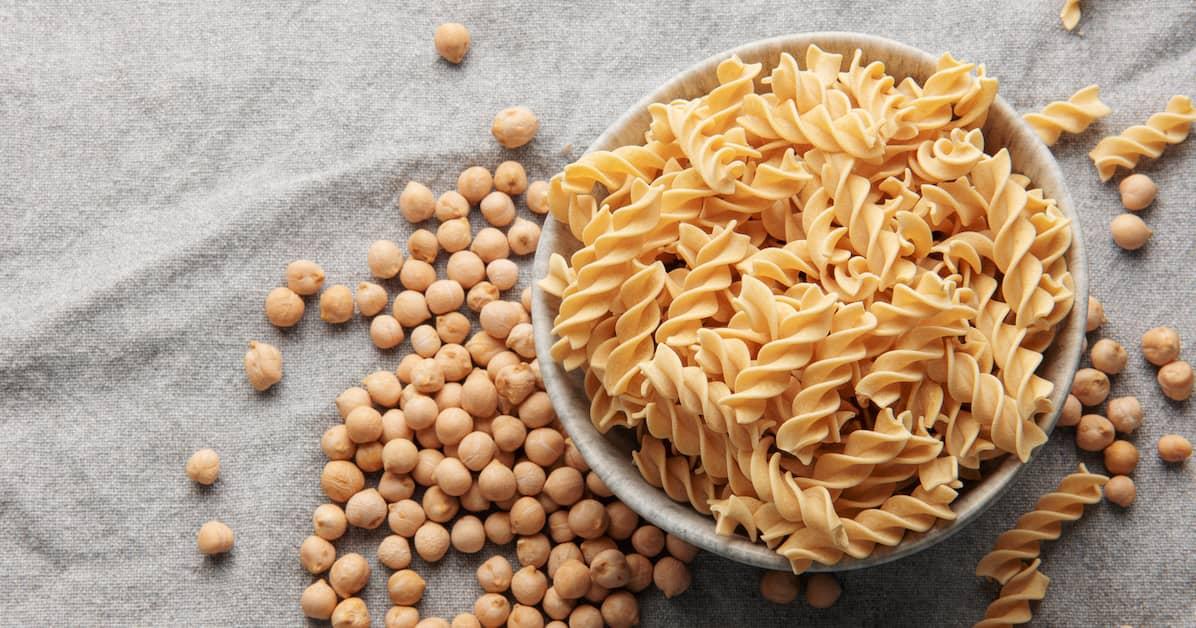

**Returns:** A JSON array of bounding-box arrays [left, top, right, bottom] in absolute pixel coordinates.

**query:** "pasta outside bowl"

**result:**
[[531, 31, 1088, 572]]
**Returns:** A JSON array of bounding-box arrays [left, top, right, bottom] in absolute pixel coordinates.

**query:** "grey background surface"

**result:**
[[2, 1, 1194, 626]]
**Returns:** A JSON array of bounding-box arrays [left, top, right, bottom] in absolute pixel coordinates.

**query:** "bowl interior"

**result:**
[[532, 31, 1087, 572]]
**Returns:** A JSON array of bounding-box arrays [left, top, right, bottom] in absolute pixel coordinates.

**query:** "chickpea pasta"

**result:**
[[540, 46, 1076, 573], [1088, 95, 1196, 182], [1022, 85, 1110, 146]]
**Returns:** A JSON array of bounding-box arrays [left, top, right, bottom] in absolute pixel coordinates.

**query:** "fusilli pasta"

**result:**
[[1023, 85, 1111, 146], [1089, 95, 1196, 181]]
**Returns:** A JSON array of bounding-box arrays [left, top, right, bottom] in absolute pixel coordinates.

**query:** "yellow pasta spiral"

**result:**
[[632, 434, 717, 514], [654, 223, 752, 348], [1023, 84, 1110, 145], [1089, 95, 1196, 181], [974, 559, 1050, 628]]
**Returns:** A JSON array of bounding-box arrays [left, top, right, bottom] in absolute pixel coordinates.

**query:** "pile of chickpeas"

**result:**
[[1059, 296, 1193, 508]]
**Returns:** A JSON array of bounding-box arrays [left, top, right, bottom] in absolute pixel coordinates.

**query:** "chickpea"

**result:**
[[329, 552, 370, 597], [414, 521, 451, 562], [467, 331, 508, 366], [263, 287, 304, 328], [435, 191, 469, 223], [423, 485, 461, 523], [370, 314, 406, 349], [542, 467, 584, 507], [369, 240, 406, 279], [1072, 368, 1110, 406], [418, 427, 443, 450], [479, 460, 518, 501], [485, 511, 514, 545], [526, 181, 549, 215], [299, 534, 336, 574], [514, 461, 547, 497], [393, 290, 432, 327], [437, 217, 472, 254], [1119, 173, 1157, 210], [436, 344, 473, 381], [437, 383, 464, 411], [507, 218, 541, 255], [1090, 338, 1127, 374], [301, 579, 338, 619], [1057, 394, 1082, 428], [521, 287, 532, 313], [354, 441, 383, 472], [452, 614, 481, 628], [399, 260, 436, 293], [585, 472, 612, 498], [433, 22, 470, 64], [314, 503, 349, 540], [448, 250, 487, 289], [604, 503, 638, 541], [185, 448, 220, 485], [599, 591, 638, 628], [337, 387, 373, 418], [480, 191, 516, 227], [508, 605, 543, 628], [587, 549, 630, 589], [545, 543, 583, 579], [547, 510, 574, 544], [387, 569, 426, 606], [388, 499, 426, 537], [1110, 213, 1151, 250], [517, 533, 552, 568], [1076, 414, 1115, 452], [524, 429, 565, 467], [435, 312, 470, 344], [411, 358, 446, 394], [504, 323, 535, 358], [563, 500, 605, 540], [624, 554, 653, 593], [1086, 296, 1105, 333], [494, 161, 528, 195], [458, 431, 496, 471], [387, 606, 421, 628], [322, 460, 365, 502], [434, 456, 472, 497], [552, 559, 591, 600], [356, 282, 389, 317], [474, 593, 511, 628], [378, 534, 413, 570], [382, 409, 413, 443], [478, 555, 514, 593], [562, 440, 587, 473], [409, 228, 440, 263], [1104, 440, 1139, 475], [346, 406, 384, 443], [567, 605, 602, 628], [492, 106, 539, 149], [437, 407, 474, 446], [1107, 396, 1144, 433], [365, 370, 403, 407], [458, 167, 494, 205], [330, 598, 370, 628], [407, 325, 441, 359], [629, 525, 665, 558], [491, 415, 527, 452], [480, 261, 518, 294], [511, 496, 547, 535], [1105, 475, 1136, 507], [286, 259, 326, 295], [651, 556, 691, 598], [470, 227, 509, 263], [1158, 434, 1193, 462], [805, 573, 842, 608], [379, 472, 416, 502], [463, 370, 500, 420], [196, 520, 234, 555], [665, 534, 698, 563], [243, 340, 283, 391], [1158, 361, 1194, 400], [542, 587, 574, 621], [512, 565, 549, 605], [321, 284, 355, 323], [423, 280, 464, 315], [344, 488, 387, 529], [403, 394, 440, 430], [1142, 326, 1181, 365], [400, 181, 436, 222]]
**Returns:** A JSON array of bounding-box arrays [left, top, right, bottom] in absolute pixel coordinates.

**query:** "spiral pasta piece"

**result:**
[[655, 223, 752, 348], [1023, 84, 1110, 145], [1089, 95, 1196, 181], [1059, 0, 1081, 31], [974, 559, 1050, 628], [632, 434, 716, 514]]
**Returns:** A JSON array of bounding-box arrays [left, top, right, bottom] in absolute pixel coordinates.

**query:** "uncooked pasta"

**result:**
[[540, 45, 1076, 573]]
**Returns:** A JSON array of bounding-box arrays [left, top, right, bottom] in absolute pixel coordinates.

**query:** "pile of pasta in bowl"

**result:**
[[538, 45, 1075, 573]]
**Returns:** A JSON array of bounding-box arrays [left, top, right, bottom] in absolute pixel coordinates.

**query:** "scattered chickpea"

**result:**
[[507, 218, 541, 255], [436, 455, 473, 496], [506, 323, 535, 358], [458, 431, 496, 471], [242, 340, 285, 392], [463, 371, 500, 421], [519, 392, 556, 428], [478, 555, 514, 593], [472, 228, 510, 263], [475, 593, 511, 628], [356, 441, 384, 472], [467, 331, 508, 366], [321, 284, 355, 323], [1104, 440, 1140, 475], [369, 240, 406, 279], [425, 279, 465, 315], [387, 606, 421, 628], [332, 597, 371, 628], [382, 408, 413, 442], [1158, 361, 1194, 400], [186, 448, 220, 485], [585, 472, 612, 498], [461, 482, 491, 512], [589, 549, 631, 589], [400, 181, 437, 222], [1090, 338, 1127, 374], [433, 22, 470, 64], [329, 552, 370, 597], [1141, 326, 1181, 366], [346, 406, 384, 443], [566, 500, 608, 540], [449, 515, 486, 554], [1119, 173, 1157, 211], [479, 460, 518, 502], [411, 358, 446, 394], [1058, 394, 1082, 428], [435, 191, 470, 223], [652, 556, 691, 598], [452, 614, 482, 628], [511, 496, 548, 535], [436, 344, 473, 381], [543, 467, 584, 507], [414, 521, 451, 562], [517, 534, 552, 569], [458, 167, 494, 205], [805, 573, 842, 609], [568, 605, 602, 628], [408, 228, 440, 263], [629, 525, 665, 558], [467, 282, 500, 312], [437, 312, 471, 344], [411, 324, 443, 358], [486, 259, 519, 292], [388, 499, 426, 537], [300, 534, 336, 574], [512, 565, 549, 605], [492, 106, 540, 149], [392, 290, 431, 327], [1086, 296, 1105, 333], [314, 503, 349, 540], [1072, 368, 1110, 406], [423, 485, 461, 522], [552, 559, 591, 600], [404, 395, 440, 430], [437, 217, 473, 254], [497, 364, 538, 406], [665, 534, 698, 563], [301, 579, 338, 619], [599, 591, 639, 628], [321, 460, 366, 502], [379, 471, 416, 502], [346, 488, 388, 529], [337, 386, 373, 418], [485, 511, 514, 545], [604, 503, 638, 541], [356, 282, 389, 317], [1110, 213, 1152, 250], [378, 534, 413, 570], [514, 460, 547, 497], [448, 251, 487, 288], [760, 570, 800, 604], [624, 554, 653, 593], [1076, 414, 1115, 452], [400, 259, 437, 292], [480, 191, 516, 227], [526, 181, 549, 215], [1105, 475, 1136, 507], [383, 438, 419, 475], [265, 286, 305, 327], [1158, 434, 1193, 462], [197, 520, 234, 555], [521, 287, 532, 313], [287, 259, 326, 295], [388, 569, 427, 606], [365, 370, 403, 407], [494, 161, 528, 195], [547, 510, 574, 544], [542, 588, 573, 621], [480, 301, 522, 339], [508, 604, 544, 628]]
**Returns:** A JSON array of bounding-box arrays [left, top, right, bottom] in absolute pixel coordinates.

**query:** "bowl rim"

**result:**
[[532, 31, 1088, 572]]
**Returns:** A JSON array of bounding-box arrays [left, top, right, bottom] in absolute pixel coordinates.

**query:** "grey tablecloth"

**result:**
[[2, 1, 1195, 626]]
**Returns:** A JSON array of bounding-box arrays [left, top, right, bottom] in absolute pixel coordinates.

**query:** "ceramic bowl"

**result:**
[[531, 31, 1087, 572]]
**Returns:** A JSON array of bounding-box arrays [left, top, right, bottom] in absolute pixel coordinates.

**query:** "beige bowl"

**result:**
[[531, 32, 1087, 572]]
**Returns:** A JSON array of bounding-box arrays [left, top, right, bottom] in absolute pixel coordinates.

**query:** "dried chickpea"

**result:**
[[492, 106, 539, 149], [379, 472, 416, 502], [543, 467, 584, 507], [1119, 173, 1157, 210], [486, 351, 520, 381], [329, 552, 370, 597], [479, 459, 518, 501], [665, 534, 698, 563], [1107, 396, 1144, 433], [433, 22, 470, 64], [301, 579, 338, 619], [437, 217, 472, 254], [388, 499, 426, 537], [474, 593, 511, 628], [434, 192, 468, 223], [423, 485, 461, 523], [408, 325, 441, 358], [1072, 368, 1110, 406], [1076, 414, 1115, 452], [1086, 296, 1105, 333], [589, 549, 630, 589], [355, 441, 384, 472], [400, 181, 436, 222], [485, 259, 519, 292], [505, 323, 535, 358], [480, 191, 516, 227], [617, 555, 649, 594], [652, 556, 691, 598], [458, 167, 494, 204], [382, 408, 413, 442], [525, 428, 565, 467], [337, 386, 373, 419], [411, 358, 445, 394], [478, 555, 514, 593], [1105, 475, 1136, 507], [436, 312, 471, 344], [520, 287, 532, 313], [463, 369, 500, 419], [478, 301, 519, 339], [585, 472, 611, 498], [461, 481, 491, 512], [436, 407, 474, 447], [185, 448, 220, 485], [467, 282, 501, 313], [599, 591, 638, 628], [485, 512, 514, 545], [418, 620, 449, 628], [548, 510, 574, 544], [512, 565, 549, 605], [411, 448, 445, 485], [514, 461, 547, 496], [287, 259, 326, 295], [365, 370, 403, 407], [458, 431, 496, 471], [345, 406, 383, 443], [471, 228, 509, 263], [399, 259, 435, 292], [517, 533, 551, 568], [542, 588, 574, 621], [579, 539, 615, 567], [526, 180, 549, 215], [1158, 434, 1192, 462], [567, 606, 602, 628], [197, 520, 234, 555], [320, 284, 355, 323], [244, 340, 283, 391], [409, 228, 440, 263], [332, 598, 370, 628], [760, 570, 801, 604], [604, 503, 637, 541], [393, 290, 431, 327], [1110, 213, 1151, 250], [467, 331, 508, 366], [508, 604, 543, 628], [494, 161, 528, 195], [539, 493, 562, 516], [1059, 394, 1082, 428], [552, 559, 591, 600], [371, 315, 406, 349], [264, 287, 304, 328], [630, 526, 665, 557], [378, 534, 413, 570], [518, 392, 556, 428], [389, 569, 427, 606], [805, 574, 842, 608], [414, 521, 451, 562], [453, 614, 481, 628], [343, 487, 386, 529], [1090, 338, 1127, 374], [387, 606, 420, 628], [435, 344, 473, 381], [511, 496, 547, 535], [369, 240, 405, 279], [1142, 326, 1181, 365], [322, 460, 365, 502], [1104, 440, 1139, 475], [435, 455, 473, 496], [567, 500, 607, 540], [546, 543, 583, 579], [492, 415, 527, 452], [448, 250, 486, 288], [354, 281, 389, 317], [507, 218, 541, 255], [1158, 361, 1194, 400], [314, 503, 348, 540]]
